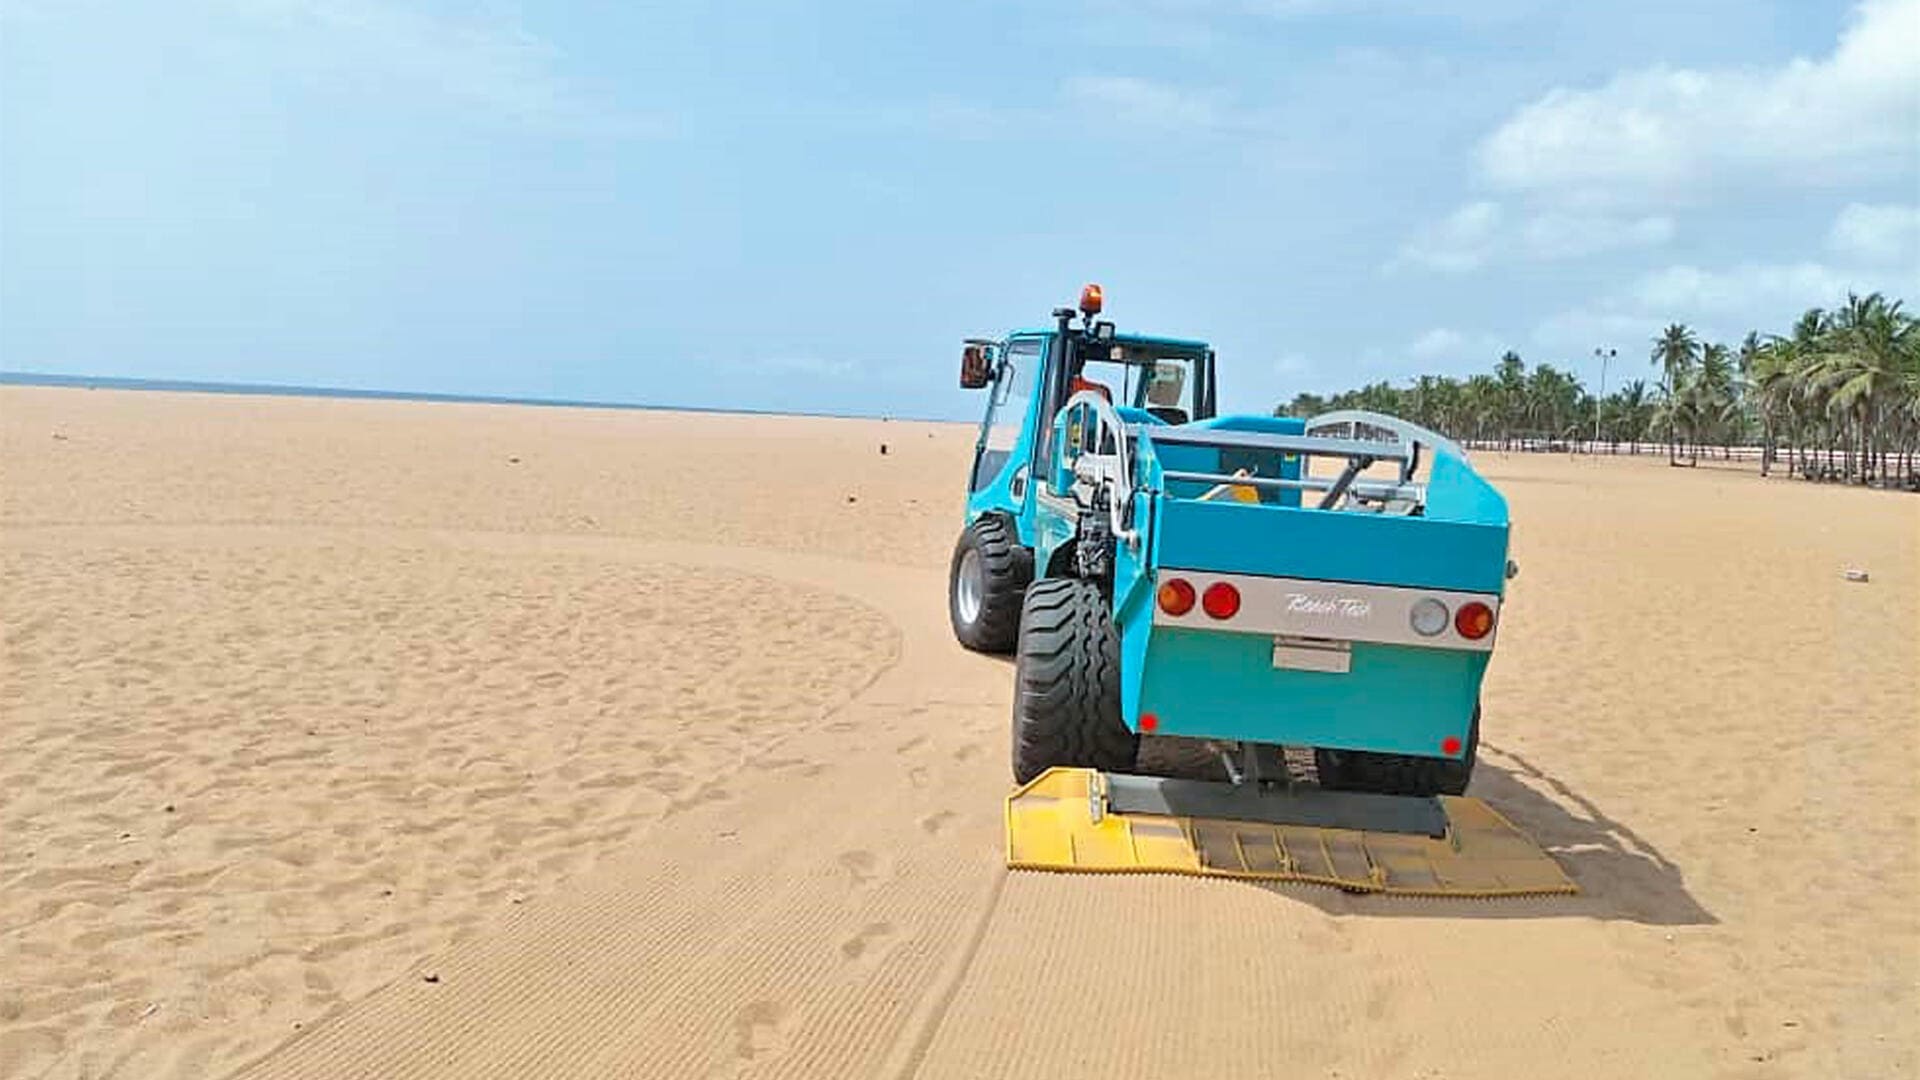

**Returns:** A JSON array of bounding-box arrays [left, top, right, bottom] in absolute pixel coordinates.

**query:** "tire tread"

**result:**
[[948, 515, 1033, 653], [1011, 578, 1137, 783]]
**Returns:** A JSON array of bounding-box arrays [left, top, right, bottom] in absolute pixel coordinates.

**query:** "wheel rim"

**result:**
[[955, 548, 985, 625]]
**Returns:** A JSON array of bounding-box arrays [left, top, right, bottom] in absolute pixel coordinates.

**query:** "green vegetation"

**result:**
[[1278, 292, 1920, 489]]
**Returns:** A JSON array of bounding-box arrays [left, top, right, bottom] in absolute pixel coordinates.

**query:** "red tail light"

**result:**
[[1455, 601, 1494, 640], [1157, 578, 1195, 616], [1201, 582, 1241, 620]]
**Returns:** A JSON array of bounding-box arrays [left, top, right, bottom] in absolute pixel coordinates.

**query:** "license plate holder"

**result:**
[[1272, 635, 1351, 673]]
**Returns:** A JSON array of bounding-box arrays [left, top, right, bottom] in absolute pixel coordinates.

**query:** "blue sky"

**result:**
[[2, 0, 1915, 419]]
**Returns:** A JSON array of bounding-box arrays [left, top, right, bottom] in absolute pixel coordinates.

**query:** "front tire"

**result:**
[[1010, 578, 1137, 784], [948, 515, 1032, 653], [1314, 703, 1479, 797]]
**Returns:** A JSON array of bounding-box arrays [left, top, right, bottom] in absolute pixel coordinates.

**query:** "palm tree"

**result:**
[[1278, 392, 1328, 418], [1812, 293, 1916, 483], [1651, 324, 1700, 464], [1463, 374, 1500, 443], [1495, 351, 1526, 447], [1609, 380, 1652, 452], [1793, 308, 1834, 477], [1749, 338, 1793, 476], [1523, 364, 1583, 447], [1696, 343, 1738, 460]]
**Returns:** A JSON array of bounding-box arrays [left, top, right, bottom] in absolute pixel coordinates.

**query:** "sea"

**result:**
[[0, 371, 940, 423]]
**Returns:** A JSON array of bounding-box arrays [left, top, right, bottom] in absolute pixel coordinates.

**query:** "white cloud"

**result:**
[[1392, 202, 1672, 273], [870, 96, 1040, 141], [1628, 262, 1857, 315], [1520, 213, 1674, 259], [896, 76, 1242, 141], [1532, 308, 1662, 355], [1827, 202, 1920, 263], [1084, 0, 1343, 21], [0, 0, 60, 23], [1272, 352, 1312, 376], [212, 0, 659, 137], [1389, 201, 1503, 273], [1479, 0, 1919, 204], [755, 355, 861, 378], [1534, 257, 1920, 350], [1407, 328, 1466, 359], [1063, 76, 1230, 130], [1407, 328, 1505, 363]]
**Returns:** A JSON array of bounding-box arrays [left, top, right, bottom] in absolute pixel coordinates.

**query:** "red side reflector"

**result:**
[[1157, 578, 1195, 616], [1441, 736, 1463, 756], [1455, 601, 1494, 640], [1201, 582, 1241, 620], [1139, 713, 1159, 733]]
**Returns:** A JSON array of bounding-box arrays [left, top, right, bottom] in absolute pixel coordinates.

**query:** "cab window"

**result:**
[[970, 338, 1042, 493]]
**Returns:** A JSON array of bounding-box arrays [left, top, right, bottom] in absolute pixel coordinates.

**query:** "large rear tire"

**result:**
[[1010, 578, 1138, 784], [1314, 703, 1479, 797], [948, 515, 1032, 654]]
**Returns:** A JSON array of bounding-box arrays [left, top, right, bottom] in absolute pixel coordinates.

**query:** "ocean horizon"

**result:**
[[0, 371, 952, 425]]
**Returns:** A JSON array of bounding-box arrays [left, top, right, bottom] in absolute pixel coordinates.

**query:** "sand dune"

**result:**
[[2, 386, 1915, 1079]]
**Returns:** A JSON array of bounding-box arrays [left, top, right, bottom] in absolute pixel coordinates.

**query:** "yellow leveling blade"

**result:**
[[1005, 767, 1578, 898]]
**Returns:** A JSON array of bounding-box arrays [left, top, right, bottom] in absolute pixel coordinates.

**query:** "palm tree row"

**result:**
[[1745, 293, 1919, 484], [1277, 290, 1920, 489], [1277, 353, 1648, 453]]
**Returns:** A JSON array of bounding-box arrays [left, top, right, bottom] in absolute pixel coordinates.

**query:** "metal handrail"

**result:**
[[1052, 405, 1446, 536], [1058, 390, 1140, 548], [1143, 426, 1413, 462], [1160, 470, 1424, 503], [1303, 410, 1463, 488]]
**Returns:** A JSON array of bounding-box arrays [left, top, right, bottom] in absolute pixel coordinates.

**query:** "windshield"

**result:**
[[1076, 347, 1199, 423]]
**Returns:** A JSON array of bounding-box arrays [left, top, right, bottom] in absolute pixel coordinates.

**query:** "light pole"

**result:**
[[1593, 347, 1616, 452]]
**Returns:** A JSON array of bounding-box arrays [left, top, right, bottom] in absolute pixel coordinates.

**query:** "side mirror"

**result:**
[[960, 343, 994, 389]]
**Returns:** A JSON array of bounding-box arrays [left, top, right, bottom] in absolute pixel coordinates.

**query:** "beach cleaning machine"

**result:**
[[948, 286, 1574, 897]]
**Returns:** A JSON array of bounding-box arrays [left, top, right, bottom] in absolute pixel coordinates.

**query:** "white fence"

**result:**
[[1462, 439, 1777, 461]]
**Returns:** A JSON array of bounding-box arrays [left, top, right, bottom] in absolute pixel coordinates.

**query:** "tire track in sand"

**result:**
[[227, 533, 1017, 1080], [874, 866, 1008, 1080]]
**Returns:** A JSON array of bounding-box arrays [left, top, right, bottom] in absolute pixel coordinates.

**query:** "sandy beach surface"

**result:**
[[2, 385, 1915, 1080]]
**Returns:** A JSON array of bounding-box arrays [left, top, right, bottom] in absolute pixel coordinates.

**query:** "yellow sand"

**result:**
[[2, 385, 1914, 1079]]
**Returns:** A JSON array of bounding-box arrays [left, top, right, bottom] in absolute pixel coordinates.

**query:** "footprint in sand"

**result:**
[[665, 781, 731, 816], [1364, 979, 1398, 1021], [839, 921, 896, 963], [954, 742, 981, 762], [731, 999, 790, 1062], [837, 849, 887, 888], [918, 810, 956, 835], [755, 756, 827, 778]]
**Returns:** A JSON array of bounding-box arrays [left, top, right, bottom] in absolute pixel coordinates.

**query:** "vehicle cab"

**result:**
[[960, 286, 1216, 551]]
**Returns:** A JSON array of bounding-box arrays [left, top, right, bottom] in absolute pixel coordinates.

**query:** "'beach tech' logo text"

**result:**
[[1285, 593, 1372, 619]]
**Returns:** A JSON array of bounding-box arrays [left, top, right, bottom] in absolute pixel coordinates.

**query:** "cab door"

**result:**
[[967, 335, 1047, 521]]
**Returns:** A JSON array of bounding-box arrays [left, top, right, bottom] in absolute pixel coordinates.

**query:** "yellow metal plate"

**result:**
[[1005, 767, 1578, 898]]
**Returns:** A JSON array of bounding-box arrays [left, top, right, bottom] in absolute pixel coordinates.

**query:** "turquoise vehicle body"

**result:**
[[956, 295, 1510, 778]]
